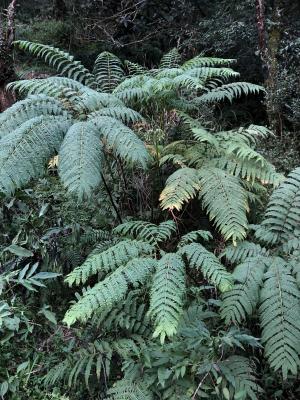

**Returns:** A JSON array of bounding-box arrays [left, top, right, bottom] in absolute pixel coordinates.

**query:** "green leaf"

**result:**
[[4, 244, 33, 258]]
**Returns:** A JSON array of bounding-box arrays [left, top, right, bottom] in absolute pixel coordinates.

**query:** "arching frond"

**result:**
[[64, 258, 156, 325], [7, 77, 87, 98], [195, 82, 264, 104], [0, 116, 71, 195], [180, 243, 233, 292], [221, 241, 269, 264], [257, 167, 300, 244], [91, 116, 150, 167], [58, 122, 103, 199], [159, 167, 201, 211], [178, 230, 213, 247], [65, 240, 154, 286], [182, 56, 235, 70], [14, 40, 95, 86], [149, 253, 185, 343], [259, 259, 300, 379], [89, 107, 144, 124], [93, 51, 124, 92], [0, 95, 69, 138]]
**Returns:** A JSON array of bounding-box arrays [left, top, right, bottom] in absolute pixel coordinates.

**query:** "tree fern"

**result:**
[[180, 243, 233, 292], [93, 51, 124, 92], [259, 259, 300, 379], [148, 253, 185, 343]]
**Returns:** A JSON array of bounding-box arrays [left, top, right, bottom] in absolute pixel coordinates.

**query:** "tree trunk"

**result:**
[[53, 0, 68, 20], [0, 0, 17, 111], [256, 0, 283, 135]]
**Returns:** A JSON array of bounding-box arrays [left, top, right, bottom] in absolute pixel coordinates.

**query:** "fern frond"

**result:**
[[91, 116, 150, 168], [178, 230, 213, 247], [64, 258, 156, 325], [0, 116, 71, 195], [113, 220, 175, 245], [15, 40, 95, 86], [221, 256, 268, 324], [258, 167, 300, 244], [0, 95, 69, 138], [182, 56, 235, 69], [259, 259, 300, 378], [125, 60, 148, 76], [149, 253, 185, 343], [159, 48, 181, 68], [221, 241, 269, 264], [217, 356, 262, 399], [105, 379, 153, 400], [159, 167, 201, 211], [195, 82, 264, 104], [89, 107, 144, 124], [93, 51, 124, 92], [180, 243, 233, 292], [65, 240, 154, 286], [159, 153, 187, 168], [198, 168, 248, 243], [58, 122, 103, 199]]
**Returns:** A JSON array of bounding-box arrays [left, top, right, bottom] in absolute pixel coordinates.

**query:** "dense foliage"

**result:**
[[0, 1, 300, 399]]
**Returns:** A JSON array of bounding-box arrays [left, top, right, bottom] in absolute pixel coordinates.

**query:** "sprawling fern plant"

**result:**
[[221, 166, 300, 379], [159, 118, 283, 243], [0, 80, 149, 198], [63, 219, 233, 343]]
